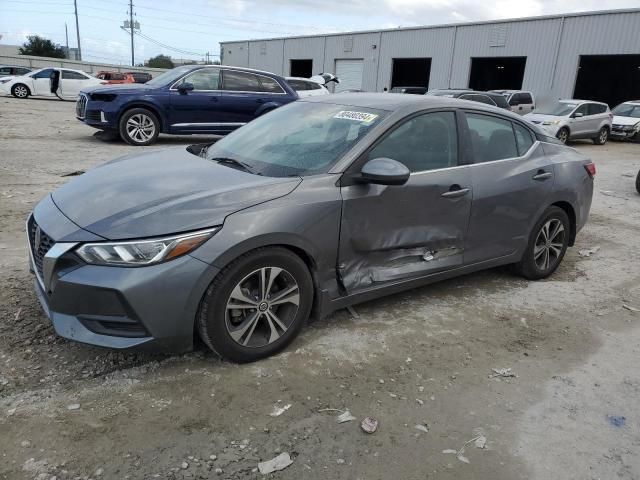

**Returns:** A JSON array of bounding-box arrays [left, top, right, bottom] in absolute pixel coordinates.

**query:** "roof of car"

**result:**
[[560, 99, 608, 105], [186, 64, 284, 78]]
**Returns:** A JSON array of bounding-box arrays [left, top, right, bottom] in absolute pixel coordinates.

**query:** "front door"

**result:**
[[168, 68, 221, 132], [32, 68, 56, 96], [568, 103, 590, 137], [338, 110, 472, 293]]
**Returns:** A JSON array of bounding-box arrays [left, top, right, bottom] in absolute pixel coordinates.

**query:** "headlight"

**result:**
[[542, 120, 561, 126], [76, 227, 218, 266], [0, 79, 11, 84]]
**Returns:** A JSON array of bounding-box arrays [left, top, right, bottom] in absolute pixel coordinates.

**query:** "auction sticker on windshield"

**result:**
[[334, 111, 379, 124]]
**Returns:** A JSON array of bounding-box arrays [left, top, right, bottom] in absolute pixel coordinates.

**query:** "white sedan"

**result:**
[[0, 67, 104, 100], [285, 77, 330, 98]]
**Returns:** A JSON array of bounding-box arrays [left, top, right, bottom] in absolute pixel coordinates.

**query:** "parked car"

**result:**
[[28, 93, 594, 362], [425, 89, 510, 110], [124, 71, 153, 84], [95, 71, 135, 84], [0, 65, 32, 77], [0, 67, 104, 100], [390, 86, 428, 94], [525, 100, 612, 144], [76, 65, 298, 146], [489, 90, 536, 115], [285, 77, 329, 97], [610, 100, 640, 142]]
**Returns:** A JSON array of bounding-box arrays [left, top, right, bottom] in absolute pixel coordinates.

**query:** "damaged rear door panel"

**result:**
[[337, 110, 472, 293]]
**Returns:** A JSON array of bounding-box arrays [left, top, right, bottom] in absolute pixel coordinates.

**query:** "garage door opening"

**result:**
[[468, 57, 526, 91], [334, 59, 364, 92], [391, 58, 431, 90], [290, 59, 313, 78], [574, 55, 640, 108]]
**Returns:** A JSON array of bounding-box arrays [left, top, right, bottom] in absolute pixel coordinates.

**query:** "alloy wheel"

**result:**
[[533, 219, 565, 271], [14, 85, 28, 98], [599, 128, 608, 144], [557, 129, 568, 143], [225, 267, 300, 348], [126, 113, 155, 143]]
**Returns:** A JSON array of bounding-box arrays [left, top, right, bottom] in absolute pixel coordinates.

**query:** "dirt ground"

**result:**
[[1, 96, 639, 480]]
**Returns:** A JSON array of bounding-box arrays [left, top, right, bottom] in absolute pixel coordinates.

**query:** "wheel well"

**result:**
[[552, 201, 576, 246], [13, 83, 30, 94], [119, 104, 163, 130]]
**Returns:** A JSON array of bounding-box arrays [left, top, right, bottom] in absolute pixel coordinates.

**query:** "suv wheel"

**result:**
[[514, 206, 570, 280], [11, 84, 30, 99], [636, 170, 640, 195], [119, 108, 160, 146], [593, 126, 609, 145], [197, 247, 313, 363], [556, 127, 569, 144]]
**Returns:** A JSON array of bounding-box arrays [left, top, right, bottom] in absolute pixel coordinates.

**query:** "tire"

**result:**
[[11, 83, 30, 99], [197, 247, 313, 363], [636, 170, 640, 195], [118, 108, 160, 146], [556, 127, 569, 144], [592, 126, 609, 145], [514, 206, 570, 280]]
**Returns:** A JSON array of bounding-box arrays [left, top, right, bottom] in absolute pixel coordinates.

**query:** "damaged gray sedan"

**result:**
[[28, 94, 594, 362]]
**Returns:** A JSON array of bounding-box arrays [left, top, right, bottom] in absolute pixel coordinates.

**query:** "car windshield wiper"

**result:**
[[209, 157, 259, 175]]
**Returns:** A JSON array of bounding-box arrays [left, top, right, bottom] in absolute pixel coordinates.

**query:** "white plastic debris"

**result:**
[[489, 368, 516, 378], [66, 403, 80, 411], [578, 246, 600, 257], [269, 403, 292, 417], [414, 423, 429, 433], [258, 453, 293, 474], [337, 410, 356, 424], [361, 416, 379, 434], [443, 433, 487, 464], [623, 304, 640, 313], [474, 434, 487, 449]]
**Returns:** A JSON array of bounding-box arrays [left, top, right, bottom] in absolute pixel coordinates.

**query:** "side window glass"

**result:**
[[513, 123, 534, 156], [259, 76, 284, 93], [33, 68, 54, 79], [180, 69, 220, 90], [573, 104, 588, 117], [466, 113, 518, 163], [222, 70, 261, 92], [368, 111, 458, 172], [62, 70, 88, 80], [0, 68, 10, 75], [308, 82, 322, 90]]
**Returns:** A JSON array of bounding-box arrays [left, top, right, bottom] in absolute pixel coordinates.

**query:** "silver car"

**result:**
[[525, 99, 612, 144], [28, 94, 595, 362]]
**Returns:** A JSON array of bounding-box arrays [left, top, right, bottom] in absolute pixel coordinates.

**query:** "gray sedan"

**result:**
[[28, 94, 594, 362]]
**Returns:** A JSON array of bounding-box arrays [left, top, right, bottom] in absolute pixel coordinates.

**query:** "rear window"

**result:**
[[287, 79, 308, 90], [588, 103, 608, 115], [466, 113, 518, 163], [259, 76, 284, 93], [488, 94, 509, 108], [519, 92, 533, 104], [222, 70, 262, 92]]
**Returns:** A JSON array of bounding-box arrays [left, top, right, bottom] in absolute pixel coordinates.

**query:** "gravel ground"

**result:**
[[1, 96, 640, 480]]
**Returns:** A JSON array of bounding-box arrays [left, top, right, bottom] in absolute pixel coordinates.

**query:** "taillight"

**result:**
[[584, 162, 596, 178]]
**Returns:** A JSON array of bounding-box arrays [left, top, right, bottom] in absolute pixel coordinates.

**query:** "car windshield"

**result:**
[[612, 103, 640, 118], [144, 66, 194, 86], [534, 103, 578, 116], [205, 101, 387, 177]]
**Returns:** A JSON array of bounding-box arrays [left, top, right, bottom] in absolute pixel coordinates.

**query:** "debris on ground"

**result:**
[[622, 304, 640, 313], [66, 403, 80, 411], [361, 416, 379, 434], [346, 305, 359, 319], [269, 403, 292, 417], [61, 170, 85, 177], [414, 423, 429, 433], [258, 453, 293, 474], [607, 415, 626, 427], [14, 308, 22, 321], [578, 246, 601, 257], [337, 410, 356, 423], [600, 190, 628, 200], [442, 432, 488, 463], [474, 434, 487, 449], [489, 368, 516, 378]]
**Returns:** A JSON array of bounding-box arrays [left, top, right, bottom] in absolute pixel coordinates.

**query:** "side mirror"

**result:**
[[177, 82, 194, 94], [572, 112, 584, 118], [358, 158, 410, 186]]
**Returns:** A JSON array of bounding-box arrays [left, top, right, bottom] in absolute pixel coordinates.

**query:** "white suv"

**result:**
[[490, 90, 536, 115], [525, 100, 612, 145], [285, 77, 329, 98]]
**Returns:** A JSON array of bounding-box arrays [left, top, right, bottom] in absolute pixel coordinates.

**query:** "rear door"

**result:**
[[60, 69, 91, 98], [338, 110, 473, 292], [588, 103, 610, 133], [168, 67, 221, 131], [462, 111, 553, 263]]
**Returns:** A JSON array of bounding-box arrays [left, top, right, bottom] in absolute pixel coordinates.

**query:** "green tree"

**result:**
[[145, 54, 174, 69], [19, 35, 66, 58]]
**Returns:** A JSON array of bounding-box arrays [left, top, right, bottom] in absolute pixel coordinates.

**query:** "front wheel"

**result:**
[[635, 170, 640, 195], [11, 83, 30, 99], [119, 108, 160, 146], [556, 127, 569, 144], [592, 126, 608, 145], [197, 247, 313, 363], [514, 206, 570, 280]]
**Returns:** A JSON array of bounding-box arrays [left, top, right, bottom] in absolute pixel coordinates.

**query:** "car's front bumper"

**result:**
[[610, 126, 638, 140], [28, 197, 219, 353]]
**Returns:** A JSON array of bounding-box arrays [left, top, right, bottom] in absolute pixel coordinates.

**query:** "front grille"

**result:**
[[76, 93, 88, 119], [28, 216, 55, 282], [86, 110, 101, 122]]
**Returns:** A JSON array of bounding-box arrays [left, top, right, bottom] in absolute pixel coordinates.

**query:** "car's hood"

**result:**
[[524, 113, 564, 123], [612, 115, 640, 126], [51, 147, 302, 240], [82, 83, 154, 95]]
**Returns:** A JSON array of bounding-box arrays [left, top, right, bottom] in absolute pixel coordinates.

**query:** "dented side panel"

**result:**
[[338, 167, 473, 293]]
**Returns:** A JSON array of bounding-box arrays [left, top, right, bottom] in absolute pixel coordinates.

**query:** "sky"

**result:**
[[1, 0, 639, 66]]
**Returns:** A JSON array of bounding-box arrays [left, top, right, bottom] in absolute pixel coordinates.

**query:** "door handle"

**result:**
[[532, 171, 552, 181], [441, 186, 470, 198]]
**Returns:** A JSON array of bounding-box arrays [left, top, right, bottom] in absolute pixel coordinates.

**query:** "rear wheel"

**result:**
[[197, 247, 313, 363], [636, 170, 640, 194], [514, 206, 570, 280], [592, 126, 609, 145], [556, 127, 569, 144], [119, 108, 160, 146], [11, 83, 30, 99]]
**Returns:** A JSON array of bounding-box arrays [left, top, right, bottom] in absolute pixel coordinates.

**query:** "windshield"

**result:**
[[205, 101, 387, 177], [144, 66, 194, 86], [612, 103, 640, 118], [533, 103, 577, 116]]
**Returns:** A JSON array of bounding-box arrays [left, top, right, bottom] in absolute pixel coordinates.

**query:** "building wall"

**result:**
[[284, 36, 325, 76]]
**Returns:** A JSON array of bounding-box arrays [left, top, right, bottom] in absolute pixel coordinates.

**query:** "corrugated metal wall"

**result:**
[[221, 10, 640, 99]]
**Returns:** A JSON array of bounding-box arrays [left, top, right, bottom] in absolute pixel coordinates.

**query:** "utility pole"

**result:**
[[129, 0, 134, 66], [73, 0, 81, 60], [64, 22, 69, 59]]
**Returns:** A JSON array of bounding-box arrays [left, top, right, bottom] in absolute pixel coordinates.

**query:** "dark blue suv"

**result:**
[[76, 65, 298, 145]]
